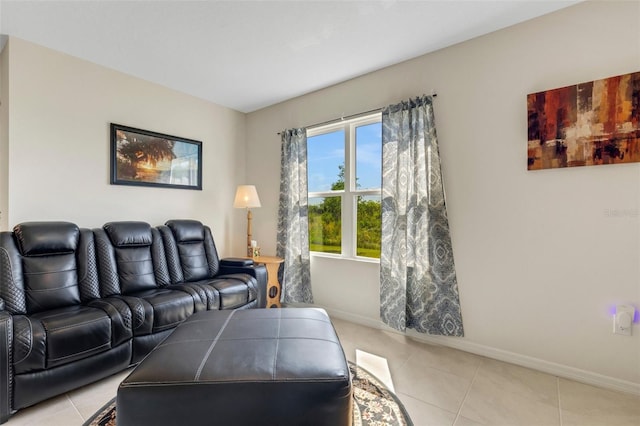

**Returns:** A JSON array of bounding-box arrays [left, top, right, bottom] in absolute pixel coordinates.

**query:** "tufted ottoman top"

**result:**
[[117, 308, 353, 426]]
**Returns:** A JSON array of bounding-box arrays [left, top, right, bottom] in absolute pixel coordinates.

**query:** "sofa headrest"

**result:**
[[13, 222, 80, 256], [166, 220, 205, 243], [103, 221, 153, 247]]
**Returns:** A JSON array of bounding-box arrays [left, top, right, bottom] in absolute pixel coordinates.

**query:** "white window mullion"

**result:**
[[343, 123, 353, 257]]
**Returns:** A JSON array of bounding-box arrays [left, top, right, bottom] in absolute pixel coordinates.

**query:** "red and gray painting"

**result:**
[[527, 71, 640, 170]]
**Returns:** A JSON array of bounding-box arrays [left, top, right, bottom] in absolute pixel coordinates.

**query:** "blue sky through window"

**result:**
[[308, 122, 381, 193], [308, 130, 344, 192], [355, 122, 382, 190]]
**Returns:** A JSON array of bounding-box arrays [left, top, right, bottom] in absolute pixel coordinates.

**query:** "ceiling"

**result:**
[[0, 0, 579, 113]]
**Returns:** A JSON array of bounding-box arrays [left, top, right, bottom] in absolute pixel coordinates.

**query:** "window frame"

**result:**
[[307, 112, 382, 261]]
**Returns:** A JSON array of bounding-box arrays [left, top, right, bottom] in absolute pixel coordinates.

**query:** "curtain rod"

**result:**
[[277, 92, 437, 135]]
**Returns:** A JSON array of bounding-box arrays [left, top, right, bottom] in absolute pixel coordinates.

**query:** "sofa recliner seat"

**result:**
[[0, 222, 132, 413], [94, 221, 204, 363], [159, 219, 266, 310]]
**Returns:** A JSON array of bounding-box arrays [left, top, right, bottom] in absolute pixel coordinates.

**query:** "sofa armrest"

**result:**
[[87, 297, 134, 347], [219, 258, 254, 267], [218, 259, 268, 308], [0, 309, 13, 424]]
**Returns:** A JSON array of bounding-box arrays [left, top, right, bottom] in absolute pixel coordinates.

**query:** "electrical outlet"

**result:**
[[613, 305, 635, 336]]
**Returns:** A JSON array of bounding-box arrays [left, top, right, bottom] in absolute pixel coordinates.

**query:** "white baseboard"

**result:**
[[320, 305, 640, 397]]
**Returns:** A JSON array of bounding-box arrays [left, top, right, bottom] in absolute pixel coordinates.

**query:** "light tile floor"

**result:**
[[5, 317, 640, 425], [332, 318, 640, 426]]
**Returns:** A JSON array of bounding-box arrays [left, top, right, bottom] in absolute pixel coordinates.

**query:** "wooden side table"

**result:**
[[250, 255, 284, 308]]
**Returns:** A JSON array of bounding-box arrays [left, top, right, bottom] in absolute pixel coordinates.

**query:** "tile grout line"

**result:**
[[66, 393, 85, 422], [390, 344, 414, 375], [452, 359, 481, 425], [557, 377, 564, 426]]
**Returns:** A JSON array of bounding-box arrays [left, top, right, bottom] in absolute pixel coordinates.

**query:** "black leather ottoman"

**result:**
[[117, 308, 352, 425]]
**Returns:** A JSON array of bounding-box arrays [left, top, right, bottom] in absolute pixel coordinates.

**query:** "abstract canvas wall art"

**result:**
[[527, 71, 640, 170]]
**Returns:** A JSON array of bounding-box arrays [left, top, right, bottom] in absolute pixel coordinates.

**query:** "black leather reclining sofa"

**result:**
[[0, 219, 266, 423]]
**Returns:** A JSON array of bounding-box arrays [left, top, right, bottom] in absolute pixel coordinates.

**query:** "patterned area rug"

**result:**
[[84, 361, 413, 426]]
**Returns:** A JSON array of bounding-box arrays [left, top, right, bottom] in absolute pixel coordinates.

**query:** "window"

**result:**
[[307, 114, 382, 259]]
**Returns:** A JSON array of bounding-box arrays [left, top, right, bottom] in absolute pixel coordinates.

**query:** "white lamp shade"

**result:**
[[233, 185, 261, 208]]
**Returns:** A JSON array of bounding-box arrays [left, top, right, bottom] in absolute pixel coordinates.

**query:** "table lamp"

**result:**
[[233, 185, 261, 257]]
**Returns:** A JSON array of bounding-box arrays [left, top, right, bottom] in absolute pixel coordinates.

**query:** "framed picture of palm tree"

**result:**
[[110, 124, 202, 190]]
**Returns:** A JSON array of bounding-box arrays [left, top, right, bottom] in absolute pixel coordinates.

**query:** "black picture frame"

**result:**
[[110, 123, 202, 190]]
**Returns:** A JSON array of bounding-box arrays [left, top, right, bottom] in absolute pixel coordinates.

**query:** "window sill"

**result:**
[[310, 251, 380, 264]]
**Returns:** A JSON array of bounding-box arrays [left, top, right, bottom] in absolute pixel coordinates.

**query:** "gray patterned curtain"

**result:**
[[380, 96, 463, 336], [276, 128, 313, 304]]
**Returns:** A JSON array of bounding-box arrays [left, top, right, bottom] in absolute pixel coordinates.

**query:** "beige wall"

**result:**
[[0, 41, 8, 231], [246, 1, 640, 391], [3, 37, 247, 255]]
